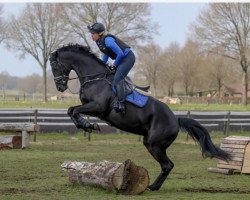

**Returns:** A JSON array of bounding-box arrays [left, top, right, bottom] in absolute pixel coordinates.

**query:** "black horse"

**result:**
[[49, 44, 230, 191]]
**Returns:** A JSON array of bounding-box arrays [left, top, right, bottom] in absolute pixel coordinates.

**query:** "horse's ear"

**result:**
[[50, 50, 58, 59], [49, 51, 59, 64]]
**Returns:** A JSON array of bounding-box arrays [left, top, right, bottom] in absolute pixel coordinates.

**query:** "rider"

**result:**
[[87, 22, 135, 114]]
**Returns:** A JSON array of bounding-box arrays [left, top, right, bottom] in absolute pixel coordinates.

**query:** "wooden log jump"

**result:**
[[61, 159, 149, 195], [0, 123, 39, 149], [208, 136, 250, 174]]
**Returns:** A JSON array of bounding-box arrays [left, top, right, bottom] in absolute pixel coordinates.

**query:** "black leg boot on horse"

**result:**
[[113, 80, 126, 114], [67, 105, 100, 133]]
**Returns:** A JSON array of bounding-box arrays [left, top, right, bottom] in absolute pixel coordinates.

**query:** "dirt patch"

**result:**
[[184, 188, 250, 194]]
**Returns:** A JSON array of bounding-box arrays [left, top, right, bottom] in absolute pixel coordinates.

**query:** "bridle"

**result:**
[[51, 58, 110, 94], [51, 60, 70, 83]]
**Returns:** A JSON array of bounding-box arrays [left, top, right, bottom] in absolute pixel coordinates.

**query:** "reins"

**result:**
[[52, 59, 111, 94]]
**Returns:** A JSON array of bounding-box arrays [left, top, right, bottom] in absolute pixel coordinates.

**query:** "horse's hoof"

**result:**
[[147, 185, 159, 191]]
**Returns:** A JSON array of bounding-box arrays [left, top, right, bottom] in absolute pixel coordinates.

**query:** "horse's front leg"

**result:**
[[67, 106, 85, 129], [71, 101, 105, 132]]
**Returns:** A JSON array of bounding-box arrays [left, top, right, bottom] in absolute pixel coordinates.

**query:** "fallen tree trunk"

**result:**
[[207, 167, 234, 175], [61, 159, 149, 195]]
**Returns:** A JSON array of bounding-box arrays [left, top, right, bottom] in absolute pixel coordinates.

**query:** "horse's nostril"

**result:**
[[57, 85, 62, 91], [57, 85, 67, 92]]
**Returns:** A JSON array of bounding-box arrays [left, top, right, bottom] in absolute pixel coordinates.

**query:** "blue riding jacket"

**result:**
[[96, 34, 131, 67]]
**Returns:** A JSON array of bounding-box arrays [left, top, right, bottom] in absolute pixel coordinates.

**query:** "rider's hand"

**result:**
[[107, 63, 116, 73]]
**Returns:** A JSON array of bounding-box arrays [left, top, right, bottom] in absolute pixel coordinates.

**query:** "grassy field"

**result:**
[[0, 132, 250, 200], [0, 100, 80, 109], [3, 99, 250, 111]]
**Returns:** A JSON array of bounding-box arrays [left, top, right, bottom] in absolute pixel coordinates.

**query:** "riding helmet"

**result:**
[[87, 22, 105, 34]]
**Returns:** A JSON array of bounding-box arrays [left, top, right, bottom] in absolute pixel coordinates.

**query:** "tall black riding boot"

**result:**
[[114, 81, 126, 114]]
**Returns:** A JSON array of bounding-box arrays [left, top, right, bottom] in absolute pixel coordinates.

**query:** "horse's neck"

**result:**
[[72, 55, 107, 84]]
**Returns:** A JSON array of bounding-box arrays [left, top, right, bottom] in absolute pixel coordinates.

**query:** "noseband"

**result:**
[[50, 60, 70, 85]]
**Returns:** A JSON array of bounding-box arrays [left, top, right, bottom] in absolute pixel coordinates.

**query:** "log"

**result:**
[[0, 123, 39, 132], [61, 159, 149, 195], [217, 163, 242, 170], [0, 135, 22, 149], [207, 167, 234, 175]]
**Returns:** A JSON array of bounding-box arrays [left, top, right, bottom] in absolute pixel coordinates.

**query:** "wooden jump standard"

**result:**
[[0, 123, 39, 149], [208, 136, 250, 175]]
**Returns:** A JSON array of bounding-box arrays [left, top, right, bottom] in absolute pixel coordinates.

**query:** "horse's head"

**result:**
[[50, 44, 108, 92], [49, 50, 72, 92]]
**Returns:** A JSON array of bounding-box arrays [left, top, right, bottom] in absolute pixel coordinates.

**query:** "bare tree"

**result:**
[[204, 52, 235, 99], [159, 42, 181, 96], [193, 3, 250, 105], [179, 39, 202, 96], [17, 73, 42, 95], [0, 71, 10, 100], [0, 5, 7, 43], [61, 3, 158, 50], [5, 3, 70, 102], [136, 44, 162, 97]]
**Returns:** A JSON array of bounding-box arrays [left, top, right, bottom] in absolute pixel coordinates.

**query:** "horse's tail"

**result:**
[[178, 117, 231, 161]]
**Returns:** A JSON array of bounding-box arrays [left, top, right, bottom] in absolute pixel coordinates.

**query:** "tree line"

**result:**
[[0, 3, 250, 104], [135, 39, 240, 98], [0, 71, 57, 98]]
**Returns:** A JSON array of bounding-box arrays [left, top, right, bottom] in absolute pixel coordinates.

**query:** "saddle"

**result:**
[[124, 76, 150, 94], [113, 77, 150, 108]]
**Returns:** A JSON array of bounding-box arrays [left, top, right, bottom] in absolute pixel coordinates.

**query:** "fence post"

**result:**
[[22, 130, 29, 149], [87, 116, 91, 142], [88, 132, 91, 142], [224, 111, 231, 136], [186, 110, 191, 141], [33, 109, 38, 142]]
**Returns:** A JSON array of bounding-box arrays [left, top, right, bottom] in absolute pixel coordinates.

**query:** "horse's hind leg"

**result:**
[[144, 129, 178, 191]]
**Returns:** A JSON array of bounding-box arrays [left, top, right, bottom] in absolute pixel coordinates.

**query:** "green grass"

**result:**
[[0, 100, 80, 109], [2, 100, 250, 111], [169, 103, 250, 111], [0, 132, 250, 200]]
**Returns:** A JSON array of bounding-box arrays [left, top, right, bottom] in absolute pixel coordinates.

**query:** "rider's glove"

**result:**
[[107, 63, 116, 73]]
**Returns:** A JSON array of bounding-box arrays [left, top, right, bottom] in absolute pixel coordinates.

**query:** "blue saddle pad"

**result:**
[[112, 87, 149, 108], [125, 90, 149, 107]]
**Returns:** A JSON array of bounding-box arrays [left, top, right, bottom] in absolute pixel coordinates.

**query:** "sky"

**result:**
[[0, 2, 206, 77]]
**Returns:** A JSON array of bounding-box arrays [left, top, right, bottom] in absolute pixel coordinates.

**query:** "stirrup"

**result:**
[[114, 101, 126, 114]]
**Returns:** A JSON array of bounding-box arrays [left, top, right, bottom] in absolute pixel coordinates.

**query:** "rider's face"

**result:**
[[91, 33, 100, 41]]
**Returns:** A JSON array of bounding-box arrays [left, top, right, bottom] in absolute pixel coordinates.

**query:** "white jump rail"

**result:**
[[1, 109, 250, 133]]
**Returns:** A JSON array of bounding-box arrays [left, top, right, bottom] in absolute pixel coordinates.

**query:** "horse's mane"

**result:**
[[50, 43, 106, 66]]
